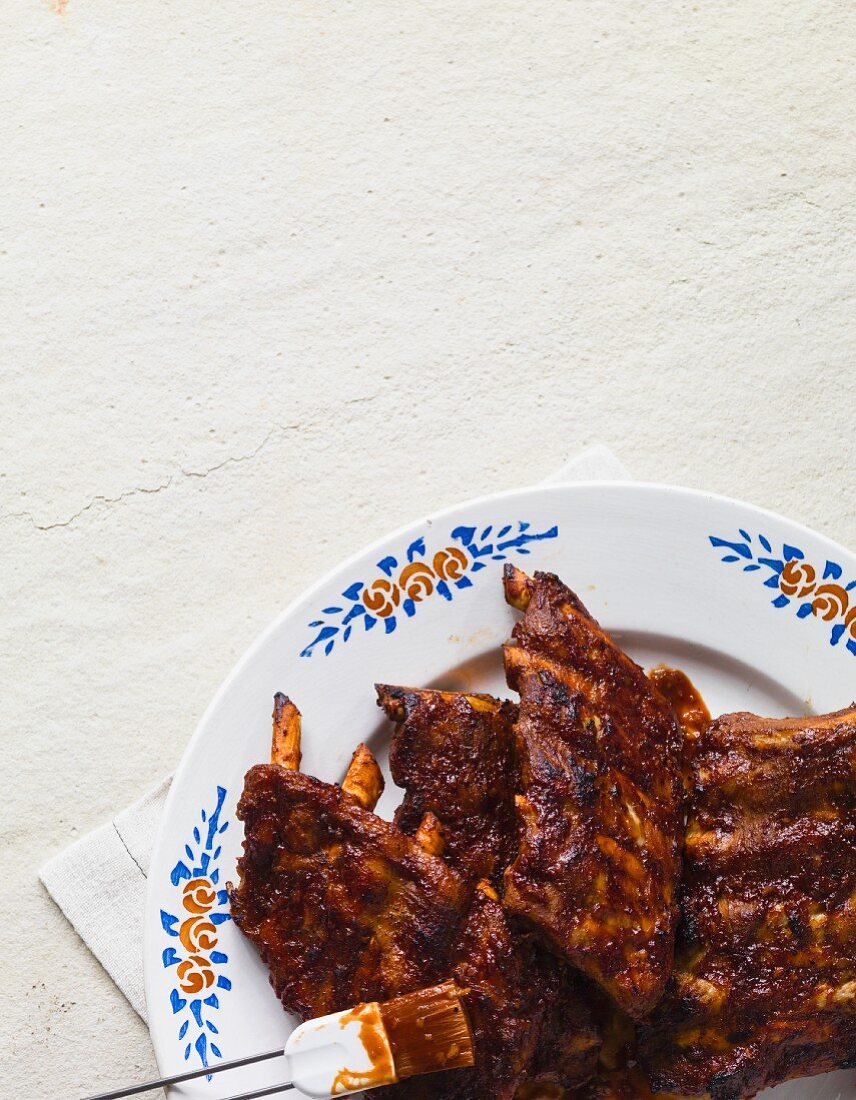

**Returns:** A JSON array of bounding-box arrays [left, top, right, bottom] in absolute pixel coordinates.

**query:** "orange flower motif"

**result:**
[[399, 561, 435, 602], [811, 583, 850, 622], [177, 954, 215, 995], [779, 559, 817, 598], [362, 578, 400, 618], [432, 546, 468, 582], [845, 606, 856, 640], [179, 915, 218, 953], [183, 878, 216, 915]]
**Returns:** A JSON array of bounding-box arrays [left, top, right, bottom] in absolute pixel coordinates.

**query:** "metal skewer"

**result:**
[[83, 1047, 287, 1100]]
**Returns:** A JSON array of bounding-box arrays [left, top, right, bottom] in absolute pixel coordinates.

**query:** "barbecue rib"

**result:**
[[378, 684, 601, 1091], [562, 669, 713, 1100], [380, 686, 519, 886], [501, 566, 684, 1019], [638, 705, 856, 1098], [229, 696, 546, 1100]]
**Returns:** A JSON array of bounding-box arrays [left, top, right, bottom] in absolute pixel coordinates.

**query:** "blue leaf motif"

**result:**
[[758, 534, 771, 552], [796, 602, 814, 618], [783, 544, 804, 561], [406, 537, 425, 562], [342, 582, 364, 601], [451, 525, 476, 545], [170, 989, 187, 1015], [823, 560, 843, 580], [161, 911, 179, 936], [377, 555, 397, 577], [831, 624, 846, 646], [171, 861, 191, 885], [739, 529, 752, 543], [771, 594, 790, 608], [709, 536, 752, 560], [322, 606, 342, 615]]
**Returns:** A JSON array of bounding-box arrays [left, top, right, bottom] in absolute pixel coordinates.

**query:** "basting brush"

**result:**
[[83, 979, 475, 1100]]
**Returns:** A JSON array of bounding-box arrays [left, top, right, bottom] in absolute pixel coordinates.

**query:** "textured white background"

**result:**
[[1, 1, 854, 1095]]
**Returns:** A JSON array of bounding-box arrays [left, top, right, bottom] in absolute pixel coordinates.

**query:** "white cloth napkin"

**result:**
[[39, 445, 631, 1023]]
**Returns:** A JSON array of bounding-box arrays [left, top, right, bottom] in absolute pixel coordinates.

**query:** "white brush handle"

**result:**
[[283, 1002, 397, 1097]]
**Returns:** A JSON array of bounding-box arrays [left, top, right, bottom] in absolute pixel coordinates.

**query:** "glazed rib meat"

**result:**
[[562, 668, 712, 1100], [501, 566, 684, 1019], [561, 1005, 684, 1100], [378, 684, 601, 1091], [230, 763, 468, 1016], [372, 884, 552, 1100], [230, 696, 547, 1100], [638, 705, 856, 1098], [380, 686, 520, 886]]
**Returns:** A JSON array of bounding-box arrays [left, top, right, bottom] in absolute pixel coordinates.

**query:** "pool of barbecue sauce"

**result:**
[[648, 665, 711, 744]]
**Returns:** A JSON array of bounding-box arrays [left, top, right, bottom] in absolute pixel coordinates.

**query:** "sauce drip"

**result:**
[[649, 665, 711, 746]]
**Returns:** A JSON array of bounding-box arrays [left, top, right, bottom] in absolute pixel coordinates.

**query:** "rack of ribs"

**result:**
[[501, 566, 685, 1020], [638, 705, 856, 1098], [229, 694, 548, 1100], [378, 684, 601, 1093]]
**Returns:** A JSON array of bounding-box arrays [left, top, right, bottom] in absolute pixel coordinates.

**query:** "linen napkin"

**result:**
[[39, 445, 632, 1022]]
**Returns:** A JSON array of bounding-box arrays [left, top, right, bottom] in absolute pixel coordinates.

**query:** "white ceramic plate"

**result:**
[[144, 483, 856, 1100]]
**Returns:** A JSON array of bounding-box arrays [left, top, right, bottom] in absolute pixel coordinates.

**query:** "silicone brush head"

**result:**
[[379, 980, 475, 1081]]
